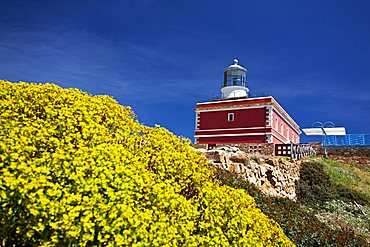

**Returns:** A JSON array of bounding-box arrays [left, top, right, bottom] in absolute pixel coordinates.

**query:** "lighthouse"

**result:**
[[194, 59, 301, 145], [221, 58, 249, 99]]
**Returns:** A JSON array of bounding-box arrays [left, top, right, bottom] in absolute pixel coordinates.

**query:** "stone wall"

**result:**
[[195, 143, 275, 156], [196, 146, 300, 199]]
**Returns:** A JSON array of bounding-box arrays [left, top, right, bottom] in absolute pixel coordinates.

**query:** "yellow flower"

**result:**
[[0, 80, 294, 246]]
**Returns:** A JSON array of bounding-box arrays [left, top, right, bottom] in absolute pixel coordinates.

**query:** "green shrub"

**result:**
[[297, 161, 370, 208], [320, 158, 370, 205], [214, 169, 369, 246], [0, 80, 293, 246], [296, 161, 336, 206], [295, 160, 370, 244]]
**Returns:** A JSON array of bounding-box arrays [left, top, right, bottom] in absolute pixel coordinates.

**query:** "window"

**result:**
[[232, 76, 238, 85], [280, 123, 283, 133], [292, 133, 294, 142], [226, 74, 246, 87], [228, 113, 234, 122], [275, 117, 278, 129]]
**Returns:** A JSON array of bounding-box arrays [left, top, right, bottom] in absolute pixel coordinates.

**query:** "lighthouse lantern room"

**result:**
[[221, 58, 249, 99], [194, 59, 301, 145]]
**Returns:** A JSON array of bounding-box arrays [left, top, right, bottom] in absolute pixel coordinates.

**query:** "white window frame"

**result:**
[[228, 113, 234, 122], [275, 117, 278, 130]]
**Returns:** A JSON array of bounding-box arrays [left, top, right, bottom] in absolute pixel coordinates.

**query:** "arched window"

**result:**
[[228, 113, 234, 122], [275, 117, 278, 130]]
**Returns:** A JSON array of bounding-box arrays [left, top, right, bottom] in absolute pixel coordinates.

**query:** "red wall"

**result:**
[[195, 97, 301, 144], [198, 135, 266, 144], [271, 109, 300, 144], [199, 108, 266, 130]]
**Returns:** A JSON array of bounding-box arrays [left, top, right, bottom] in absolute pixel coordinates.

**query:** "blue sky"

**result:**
[[1, 0, 369, 143]]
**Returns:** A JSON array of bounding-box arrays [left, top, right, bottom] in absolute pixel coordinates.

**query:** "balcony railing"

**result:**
[[324, 134, 370, 146], [275, 143, 316, 160]]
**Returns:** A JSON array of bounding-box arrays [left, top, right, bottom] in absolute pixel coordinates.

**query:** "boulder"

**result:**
[[229, 146, 239, 153], [230, 151, 249, 164]]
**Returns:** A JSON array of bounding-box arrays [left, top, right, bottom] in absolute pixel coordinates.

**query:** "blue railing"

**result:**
[[324, 134, 370, 146]]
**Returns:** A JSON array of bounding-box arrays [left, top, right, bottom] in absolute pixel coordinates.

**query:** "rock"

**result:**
[[247, 176, 257, 184], [258, 158, 265, 164], [265, 158, 276, 166], [203, 150, 229, 164], [218, 146, 229, 151], [194, 148, 207, 153], [201, 145, 300, 200], [230, 152, 248, 164], [259, 164, 273, 176], [249, 160, 257, 172], [235, 163, 244, 173]]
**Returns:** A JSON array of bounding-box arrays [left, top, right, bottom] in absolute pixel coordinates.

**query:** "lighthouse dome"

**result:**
[[226, 58, 248, 72]]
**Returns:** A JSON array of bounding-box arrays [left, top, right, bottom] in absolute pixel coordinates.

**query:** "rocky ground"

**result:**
[[195, 146, 301, 199]]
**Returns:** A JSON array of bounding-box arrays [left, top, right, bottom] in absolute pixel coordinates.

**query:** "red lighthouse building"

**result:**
[[194, 59, 301, 145]]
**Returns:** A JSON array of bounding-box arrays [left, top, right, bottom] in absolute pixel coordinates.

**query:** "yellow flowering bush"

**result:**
[[0, 80, 294, 246]]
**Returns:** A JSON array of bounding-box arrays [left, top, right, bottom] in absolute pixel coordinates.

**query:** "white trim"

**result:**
[[228, 112, 234, 122], [195, 131, 289, 144], [195, 112, 200, 130], [195, 105, 266, 113], [272, 131, 289, 143], [275, 117, 278, 130], [196, 107, 300, 134], [196, 96, 272, 105], [195, 133, 266, 138], [196, 96, 301, 132], [270, 132, 290, 143], [272, 128, 289, 142], [280, 123, 283, 134], [195, 127, 267, 132], [266, 134, 273, 143], [265, 106, 272, 127], [270, 97, 300, 128], [272, 106, 300, 134]]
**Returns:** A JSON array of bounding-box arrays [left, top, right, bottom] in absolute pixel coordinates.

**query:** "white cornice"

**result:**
[[269, 97, 300, 131], [271, 106, 301, 134], [195, 127, 267, 132], [272, 132, 289, 144], [194, 133, 266, 137], [194, 132, 290, 144], [196, 96, 273, 105], [195, 105, 267, 112]]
